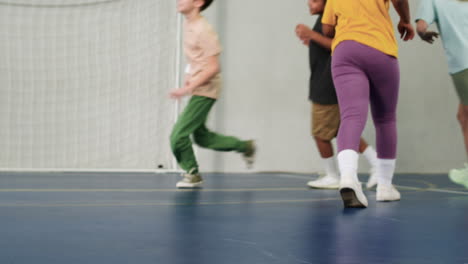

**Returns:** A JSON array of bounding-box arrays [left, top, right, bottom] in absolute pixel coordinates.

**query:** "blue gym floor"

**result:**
[[0, 172, 467, 264]]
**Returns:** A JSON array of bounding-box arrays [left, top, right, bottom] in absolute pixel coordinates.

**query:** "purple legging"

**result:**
[[332, 41, 400, 159]]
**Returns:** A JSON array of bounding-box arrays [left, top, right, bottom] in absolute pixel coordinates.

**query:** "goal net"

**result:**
[[0, 0, 179, 171]]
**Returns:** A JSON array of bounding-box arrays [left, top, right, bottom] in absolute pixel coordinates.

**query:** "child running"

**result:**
[[415, 0, 468, 188], [295, 0, 379, 190], [322, 0, 415, 207], [170, 0, 256, 188]]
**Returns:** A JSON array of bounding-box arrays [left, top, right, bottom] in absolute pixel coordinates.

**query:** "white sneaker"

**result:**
[[242, 140, 256, 169], [366, 167, 378, 189], [376, 185, 401, 202], [339, 174, 368, 208], [449, 163, 468, 188], [176, 169, 203, 189], [307, 175, 339, 189]]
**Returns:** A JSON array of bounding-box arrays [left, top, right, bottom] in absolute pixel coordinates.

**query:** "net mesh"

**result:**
[[0, 0, 178, 170]]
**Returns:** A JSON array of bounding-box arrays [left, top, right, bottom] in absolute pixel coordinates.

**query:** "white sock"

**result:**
[[377, 159, 396, 186], [337, 150, 359, 182], [322, 157, 338, 179], [362, 146, 378, 168]]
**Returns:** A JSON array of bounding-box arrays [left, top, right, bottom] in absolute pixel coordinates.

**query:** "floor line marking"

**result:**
[[0, 198, 341, 208], [0, 185, 466, 195], [0, 187, 308, 193]]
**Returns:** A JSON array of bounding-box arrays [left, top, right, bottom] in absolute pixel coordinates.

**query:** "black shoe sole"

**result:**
[[340, 188, 367, 208]]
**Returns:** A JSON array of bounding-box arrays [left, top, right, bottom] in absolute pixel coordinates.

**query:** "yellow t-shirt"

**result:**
[[322, 0, 398, 58]]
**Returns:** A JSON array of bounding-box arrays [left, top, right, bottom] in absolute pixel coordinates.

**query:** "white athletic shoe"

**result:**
[[449, 164, 468, 188], [176, 169, 203, 189], [307, 175, 340, 189], [366, 167, 378, 189], [242, 140, 256, 169], [376, 185, 401, 202], [339, 174, 368, 208]]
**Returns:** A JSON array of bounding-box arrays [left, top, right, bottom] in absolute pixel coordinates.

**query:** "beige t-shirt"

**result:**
[[184, 16, 222, 99]]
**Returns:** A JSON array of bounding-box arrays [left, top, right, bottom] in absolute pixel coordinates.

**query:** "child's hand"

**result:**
[[397, 20, 415, 41], [169, 87, 190, 99], [418, 31, 439, 44], [169, 77, 192, 99], [295, 24, 313, 45]]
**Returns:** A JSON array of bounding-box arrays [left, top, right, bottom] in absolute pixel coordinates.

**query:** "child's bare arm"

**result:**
[[391, 0, 411, 23], [311, 33, 332, 50], [296, 24, 332, 50], [322, 24, 335, 39], [416, 19, 439, 44], [295, 24, 312, 45], [391, 0, 415, 41]]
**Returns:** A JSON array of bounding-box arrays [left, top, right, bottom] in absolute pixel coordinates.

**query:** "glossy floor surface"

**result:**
[[0, 172, 467, 264]]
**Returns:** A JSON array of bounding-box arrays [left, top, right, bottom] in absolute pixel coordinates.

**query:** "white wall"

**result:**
[[196, 0, 464, 174]]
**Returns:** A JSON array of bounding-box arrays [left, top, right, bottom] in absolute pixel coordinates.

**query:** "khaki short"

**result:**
[[311, 103, 340, 141], [452, 68, 468, 106]]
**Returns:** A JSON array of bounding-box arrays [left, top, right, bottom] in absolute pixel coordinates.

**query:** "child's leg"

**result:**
[[368, 61, 400, 161], [310, 136, 340, 189], [332, 41, 373, 207], [170, 96, 216, 173], [457, 104, 468, 159], [359, 138, 379, 188], [363, 49, 401, 201], [449, 106, 468, 188], [311, 103, 340, 158], [359, 139, 378, 169], [359, 138, 378, 171], [308, 103, 340, 189], [449, 69, 468, 188], [453, 69, 468, 159], [358, 138, 368, 153], [314, 137, 334, 158], [332, 55, 370, 154], [367, 54, 399, 190], [193, 125, 248, 153]]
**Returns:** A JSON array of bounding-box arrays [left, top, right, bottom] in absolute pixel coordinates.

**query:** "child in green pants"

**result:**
[[415, 0, 468, 187], [170, 0, 255, 188]]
